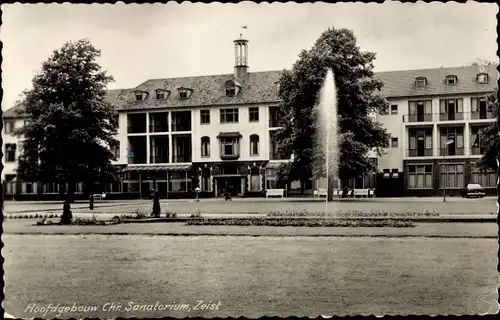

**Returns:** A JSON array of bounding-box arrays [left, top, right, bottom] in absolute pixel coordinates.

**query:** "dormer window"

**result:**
[[445, 75, 457, 86], [135, 92, 144, 101], [155, 90, 168, 100], [477, 73, 489, 84], [225, 80, 241, 97], [275, 81, 281, 95], [415, 77, 427, 87], [177, 88, 191, 100]]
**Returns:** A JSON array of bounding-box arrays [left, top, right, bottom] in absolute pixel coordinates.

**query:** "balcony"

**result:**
[[127, 114, 147, 134], [439, 113, 464, 121], [403, 114, 433, 123], [150, 155, 169, 164], [470, 111, 494, 120], [407, 148, 433, 157], [149, 124, 169, 133], [439, 147, 465, 156], [173, 155, 192, 163]]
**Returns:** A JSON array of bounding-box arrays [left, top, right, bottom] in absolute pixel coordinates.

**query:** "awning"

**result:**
[[217, 132, 242, 138], [125, 165, 192, 172]]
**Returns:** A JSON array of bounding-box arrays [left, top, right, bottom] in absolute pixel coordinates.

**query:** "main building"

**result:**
[[2, 36, 497, 199]]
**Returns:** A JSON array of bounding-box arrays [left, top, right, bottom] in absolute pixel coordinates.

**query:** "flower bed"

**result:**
[[5, 214, 61, 220], [267, 209, 440, 218], [187, 217, 414, 228]]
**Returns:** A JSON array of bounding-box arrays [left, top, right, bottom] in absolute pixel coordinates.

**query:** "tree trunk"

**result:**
[[341, 179, 348, 198], [88, 181, 94, 210], [300, 179, 304, 195], [152, 191, 161, 217], [60, 182, 74, 225]]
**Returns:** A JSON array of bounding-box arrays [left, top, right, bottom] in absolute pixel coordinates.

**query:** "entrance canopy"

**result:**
[[124, 165, 192, 172], [217, 132, 242, 139]]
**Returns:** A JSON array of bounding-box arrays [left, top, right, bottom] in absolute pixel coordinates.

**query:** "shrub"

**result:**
[[267, 209, 440, 218], [187, 217, 414, 228], [165, 211, 178, 218], [190, 210, 202, 218]]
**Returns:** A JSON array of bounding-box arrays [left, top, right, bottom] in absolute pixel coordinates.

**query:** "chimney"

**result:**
[[234, 34, 249, 78]]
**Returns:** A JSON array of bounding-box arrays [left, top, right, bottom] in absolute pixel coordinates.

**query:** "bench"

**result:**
[[314, 189, 343, 198], [352, 189, 376, 198], [266, 189, 285, 198], [93, 193, 107, 201]]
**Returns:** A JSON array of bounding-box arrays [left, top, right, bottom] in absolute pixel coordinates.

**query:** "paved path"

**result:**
[[3, 197, 497, 215], [3, 220, 497, 238]]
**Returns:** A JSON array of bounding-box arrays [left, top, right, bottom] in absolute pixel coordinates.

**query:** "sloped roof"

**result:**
[[3, 65, 497, 119], [122, 70, 281, 111], [376, 64, 497, 98]]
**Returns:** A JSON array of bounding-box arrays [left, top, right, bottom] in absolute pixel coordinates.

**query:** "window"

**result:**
[[408, 100, 432, 122], [179, 89, 189, 100], [440, 127, 464, 156], [439, 164, 465, 189], [156, 90, 166, 100], [415, 77, 427, 87], [391, 137, 398, 148], [220, 137, 239, 157], [220, 108, 239, 123], [470, 126, 487, 155], [250, 134, 259, 155], [5, 144, 16, 162], [201, 137, 210, 157], [408, 164, 433, 189], [408, 128, 433, 156], [275, 82, 281, 95], [249, 107, 259, 122], [471, 166, 496, 188], [471, 97, 491, 120], [477, 73, 489, 84], [446, 75, 457, 86], [225, 81, 236, 97], [4, 121, 14, 134], [200, 110, 210, 124], [390, 104, 398, 115], [269, 106, 282, 127], [135, 92, 144, 101], [439, 98, 464, 121]]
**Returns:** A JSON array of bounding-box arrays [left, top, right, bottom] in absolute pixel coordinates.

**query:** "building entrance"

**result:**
[[215, 176, 244, 197]]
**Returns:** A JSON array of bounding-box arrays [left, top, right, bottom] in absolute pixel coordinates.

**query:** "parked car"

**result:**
[[461, 183, 486, 198]]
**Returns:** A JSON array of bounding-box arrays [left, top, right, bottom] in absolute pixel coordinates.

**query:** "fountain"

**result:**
[[315, 69, 339, 215]]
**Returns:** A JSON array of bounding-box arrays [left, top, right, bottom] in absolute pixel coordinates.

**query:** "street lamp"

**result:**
[[195, 186, 201, 202], [442, 139, 454, 202]]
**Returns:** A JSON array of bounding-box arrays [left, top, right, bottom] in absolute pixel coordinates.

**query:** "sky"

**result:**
[[1, 1, 497, 111]]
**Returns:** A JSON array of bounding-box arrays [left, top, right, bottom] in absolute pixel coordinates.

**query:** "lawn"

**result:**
[[3, 235, 498, 318]]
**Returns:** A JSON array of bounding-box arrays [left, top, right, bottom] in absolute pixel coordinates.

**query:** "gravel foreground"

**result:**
[[3, 235, 498, 318]]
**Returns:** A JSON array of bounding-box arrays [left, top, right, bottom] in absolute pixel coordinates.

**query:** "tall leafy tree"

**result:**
[[276, 27, 390, 200], [476, 92, 499, 171], [15, 39, 118, 224]]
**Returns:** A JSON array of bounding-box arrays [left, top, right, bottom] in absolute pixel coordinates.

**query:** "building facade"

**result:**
[[376, 65, 497, 197], [1, 36, 497, 199]]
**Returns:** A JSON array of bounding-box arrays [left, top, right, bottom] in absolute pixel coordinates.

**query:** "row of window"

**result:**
[[414, 73, 489, 88], [382, 97, 491, 118], [3, 115, 119, 135], [4, 142, 120, 163], [201, 135, 260, 157], [201, 106, 281, 126], [134, 80, 281, 102], [407, 164, 496, 189], [390, 125, 489, 156]]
